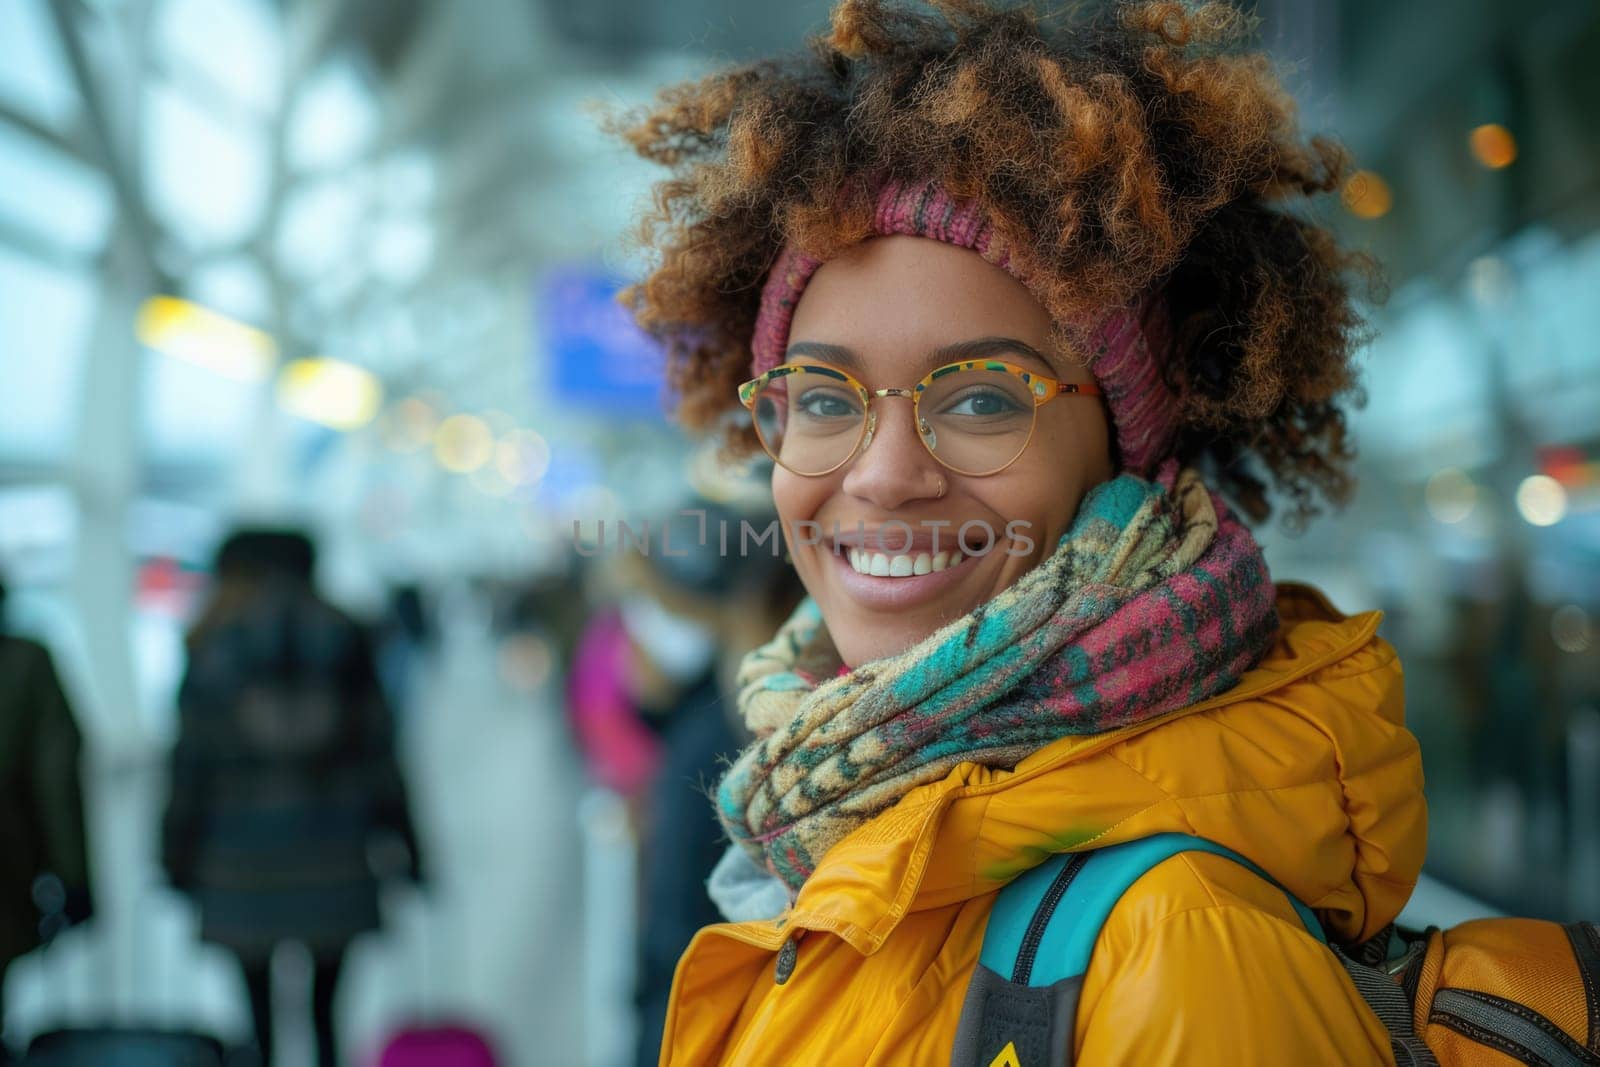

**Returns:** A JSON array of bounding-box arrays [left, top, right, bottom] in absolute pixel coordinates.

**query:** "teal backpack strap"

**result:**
[[1003, 832, 1323, 986], [951, 833, 1324, 1066]]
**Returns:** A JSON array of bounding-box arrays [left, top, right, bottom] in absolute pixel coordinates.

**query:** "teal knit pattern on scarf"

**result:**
[[716, 462, 1279, 892]]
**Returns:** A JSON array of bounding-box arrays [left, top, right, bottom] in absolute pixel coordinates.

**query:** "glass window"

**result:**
[[152, 0, 282, 116], [0, 0, 80, 130], [138, 345, 262, 468], [0, 246, 92, 460], [287, 59, 378, 173], [0, 123, 113, 257], [143, 81, 268, 247]]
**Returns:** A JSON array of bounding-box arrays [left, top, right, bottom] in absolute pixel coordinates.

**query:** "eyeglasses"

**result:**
[[737, 358, 1103, 478]]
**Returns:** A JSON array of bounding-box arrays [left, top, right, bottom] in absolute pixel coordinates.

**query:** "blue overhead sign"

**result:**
[[538, 267, 667, 418]]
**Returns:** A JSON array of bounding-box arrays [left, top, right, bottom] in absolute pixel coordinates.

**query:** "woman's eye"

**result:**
[[796, 389, 860, 418], [945, 390, 1022, 417]]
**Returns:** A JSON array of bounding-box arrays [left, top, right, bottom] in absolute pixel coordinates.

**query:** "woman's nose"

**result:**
[[839, 398, 945, 508]]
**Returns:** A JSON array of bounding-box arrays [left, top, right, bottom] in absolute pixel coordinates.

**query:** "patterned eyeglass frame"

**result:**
[[737, 358, 1104, 478]]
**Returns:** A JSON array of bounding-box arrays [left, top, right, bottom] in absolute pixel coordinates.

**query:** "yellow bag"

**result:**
[[1344, 919, 1600, 1065]]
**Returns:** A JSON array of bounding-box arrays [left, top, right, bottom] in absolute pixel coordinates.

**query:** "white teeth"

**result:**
[[844, 547, 964, 577]]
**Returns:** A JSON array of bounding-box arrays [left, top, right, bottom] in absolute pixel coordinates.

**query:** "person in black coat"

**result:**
[[161, 531, 422, 1067], [0, 574, 94, 1062], [623, 505, 805, 1067]]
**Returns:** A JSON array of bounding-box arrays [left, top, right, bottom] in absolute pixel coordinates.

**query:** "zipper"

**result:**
[[1566, 921, 1600, 1053], [1011, 851, 1090, 986], [1431, 987, 1600, 1066]]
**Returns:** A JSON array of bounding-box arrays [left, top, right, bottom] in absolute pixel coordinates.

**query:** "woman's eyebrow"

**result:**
[[930, 337, 1051, 367], [784, 336, 1053, 372], [785, 341, 858, 368]]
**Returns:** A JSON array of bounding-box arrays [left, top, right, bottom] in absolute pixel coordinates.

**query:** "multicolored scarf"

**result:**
[[716, 462, 1280, 892]]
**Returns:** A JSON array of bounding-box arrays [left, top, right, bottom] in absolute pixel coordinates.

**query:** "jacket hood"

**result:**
[[782, 582, 1427, 954]]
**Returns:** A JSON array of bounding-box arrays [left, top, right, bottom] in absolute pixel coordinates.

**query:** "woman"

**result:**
[[616, 1, 1423, 1063], [162, 531, 423, 1067]]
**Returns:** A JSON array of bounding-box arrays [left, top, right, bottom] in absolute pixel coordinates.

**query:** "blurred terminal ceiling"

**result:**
[[0, 0, 1596, 499], [318, 0, 1600, 279]]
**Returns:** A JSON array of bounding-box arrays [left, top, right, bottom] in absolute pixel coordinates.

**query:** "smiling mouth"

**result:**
[[843, 547, 971, 577]]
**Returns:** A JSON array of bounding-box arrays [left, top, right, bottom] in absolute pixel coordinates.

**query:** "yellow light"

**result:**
[[496, 429, 552, 486], [1425, 468, 1477, 524], [434, 414, 494, 473], [276, 358, 384, 431], [1470, 124, 1517, 169], [1342, 170, 1392, 220], [1515, 474, 1567, 527], [135, 295, 277, 382]]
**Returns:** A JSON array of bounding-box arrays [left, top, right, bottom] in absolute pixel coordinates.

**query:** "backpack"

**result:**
[[951, 833, 1600, 1067]]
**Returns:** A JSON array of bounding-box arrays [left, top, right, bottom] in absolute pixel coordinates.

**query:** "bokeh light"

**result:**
[[381, 396, 440, 453], [496, 429, 552, 487], [1342, 170, 1393, 219], [433, 413, 494, 473], [1515, 474, 1568, 526], [1551, 605, 1592, 654], [275, 357, 383, 430], [1469, 124, 1517, 169], [1466, 255, 1516, 308], [1425, 468, 1479, 524]]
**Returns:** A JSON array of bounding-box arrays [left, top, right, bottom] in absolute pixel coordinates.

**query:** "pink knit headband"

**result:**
[[749, 180, 1181, 475]]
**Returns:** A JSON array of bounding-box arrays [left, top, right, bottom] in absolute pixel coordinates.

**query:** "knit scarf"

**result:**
[[715, 462, 1280, 892]]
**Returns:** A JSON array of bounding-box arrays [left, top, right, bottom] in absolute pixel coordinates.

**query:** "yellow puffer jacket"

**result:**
[[660, 584, 1428, 1065]]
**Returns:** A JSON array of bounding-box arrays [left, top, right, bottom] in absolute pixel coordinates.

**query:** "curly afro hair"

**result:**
[[611, 0, 1383, 526]]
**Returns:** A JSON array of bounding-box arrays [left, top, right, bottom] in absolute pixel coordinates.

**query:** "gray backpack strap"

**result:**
[[950, 850, 1085, 1067], [1329, 937, 1440, 1067], [949, 966, 1080, 1067]]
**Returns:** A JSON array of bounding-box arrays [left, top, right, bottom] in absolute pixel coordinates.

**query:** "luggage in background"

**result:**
[[19, 881, 227, 1067], [23, 1026, 223, 1066], [368, 894, 500, 1067], [373, 1024, 497, 1067]]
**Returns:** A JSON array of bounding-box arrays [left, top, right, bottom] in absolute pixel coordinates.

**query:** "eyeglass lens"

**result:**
[[750, 366, 1037, 476]]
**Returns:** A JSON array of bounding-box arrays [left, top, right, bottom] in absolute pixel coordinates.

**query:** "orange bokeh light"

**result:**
[[1470, 124, 1517, 169], [1342, 170, 1393, 219]]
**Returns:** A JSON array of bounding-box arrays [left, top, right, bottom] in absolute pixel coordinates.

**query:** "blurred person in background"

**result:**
[[0, 572, 94, 1063], [565, 584, 667, 804], [620, 502, 806, 1067], [160, 530, 423, 1067]]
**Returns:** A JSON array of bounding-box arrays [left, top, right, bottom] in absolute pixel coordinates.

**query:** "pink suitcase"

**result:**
[[369, 893, 502, 1067], [373, 1023, 499, 1066]]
